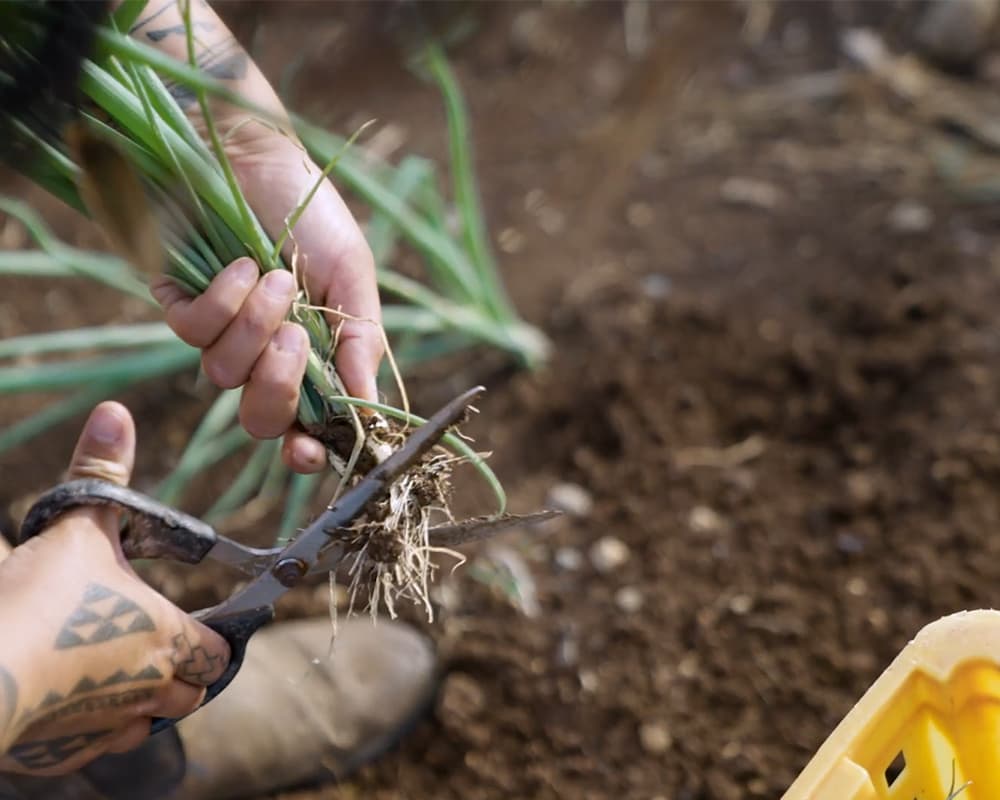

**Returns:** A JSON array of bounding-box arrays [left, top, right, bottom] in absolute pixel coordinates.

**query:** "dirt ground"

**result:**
[[5, 2, 1000, 798]]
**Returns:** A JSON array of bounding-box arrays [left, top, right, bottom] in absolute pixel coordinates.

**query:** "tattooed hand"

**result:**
[[0, 402, 230, 776], [134, 1, 383, 475]]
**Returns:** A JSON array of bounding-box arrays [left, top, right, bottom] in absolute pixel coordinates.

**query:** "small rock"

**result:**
[[720, 177, 783, 210], [846, 576, 868, 597], [689, 505, 726, 534], [547, 482, 594, 518], [640, 273, 672, 300], [845, 471, 878, 505], [615, 586, 645, 613], [868, 607, 890, 633], [557, 634, 578, 666], [728, 593, 753, 615], [555, 547, 584, 571], [590, 536, 630, 572], [888, 200, 933, 234], [639, 721, 673, 754], [497, 227, 525, 255], [836, 530, 866, 555], [579, 669, 599, 692], [678, 653, 699, 679]]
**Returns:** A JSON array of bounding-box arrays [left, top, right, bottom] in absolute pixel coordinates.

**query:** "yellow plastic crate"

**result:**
[[784, 609, 1000, 800]]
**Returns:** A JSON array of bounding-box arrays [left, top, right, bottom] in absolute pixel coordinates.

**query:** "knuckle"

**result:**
[[201, 353, 242, 390], [238, 305, 275, 339]]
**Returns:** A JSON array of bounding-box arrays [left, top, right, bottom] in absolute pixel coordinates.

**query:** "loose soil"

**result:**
[[4, 3, 1000, 798]]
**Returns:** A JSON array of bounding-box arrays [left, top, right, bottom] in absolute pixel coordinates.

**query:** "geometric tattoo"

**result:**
[[21, 688, 156, 731], [54, 584, 155, 650], [7, 730, 110, 769], [28, 665, 163, 716], [170, 632, 222, 684]]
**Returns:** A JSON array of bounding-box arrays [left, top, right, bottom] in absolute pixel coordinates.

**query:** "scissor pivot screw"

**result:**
[[273, 557, 307, 587]]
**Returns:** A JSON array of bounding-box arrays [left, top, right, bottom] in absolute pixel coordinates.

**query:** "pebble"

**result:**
[[639, 721, 673, 754], [590, 536, 631, 572], [555, 547, 584, 571], [615, 586, 645, 613], [678, 653, 699, 679], [640, 273, 672, 300], [836, 530, 866, 555], [888, 201, 933, 234], [846, 576, 868, 597], [689, 505, 726, 534], [728, 593, 753, 615], [579, 669, 599, 692], [719, 177, 783, 210], [497, 227, 525, 255], [547, 482, 594, 518]]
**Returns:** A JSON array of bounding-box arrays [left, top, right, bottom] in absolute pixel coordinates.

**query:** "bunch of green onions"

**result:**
[[0, 1, 534, 614]]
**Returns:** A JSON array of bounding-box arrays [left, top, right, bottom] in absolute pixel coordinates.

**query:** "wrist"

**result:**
[[0, 607, 42, 754]]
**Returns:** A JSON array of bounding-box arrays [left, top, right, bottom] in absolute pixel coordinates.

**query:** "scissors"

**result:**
[[18, 386, 500, 733]]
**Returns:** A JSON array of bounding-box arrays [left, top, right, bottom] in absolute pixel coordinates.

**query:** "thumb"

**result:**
[[66, 402, 136, 485], [63, 402, 137, 539]]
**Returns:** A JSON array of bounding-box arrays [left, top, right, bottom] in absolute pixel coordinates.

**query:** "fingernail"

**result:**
[[262, 269, 295, 298], [272, 323, 303, 353], [231, 258, 259, 287], [88, 405, 124, 445]]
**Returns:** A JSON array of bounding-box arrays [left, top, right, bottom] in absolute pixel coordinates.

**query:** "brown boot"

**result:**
[[171, 617, 437, 799]]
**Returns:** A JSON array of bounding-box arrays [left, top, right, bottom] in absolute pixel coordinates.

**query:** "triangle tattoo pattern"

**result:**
[[8, 730, 111, 769], [34, 665, 165, 710], [54, 583, 155, 650]]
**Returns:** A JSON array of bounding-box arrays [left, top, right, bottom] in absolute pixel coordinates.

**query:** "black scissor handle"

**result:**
[[20, 479, 218, 563], [150, 605, 273, 734]]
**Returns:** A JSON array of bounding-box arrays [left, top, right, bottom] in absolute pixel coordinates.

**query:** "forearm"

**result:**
[[128, 0, 291, 147], [0, 619, 43, 756]]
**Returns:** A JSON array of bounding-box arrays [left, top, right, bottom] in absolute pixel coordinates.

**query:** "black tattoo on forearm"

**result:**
[[19, 664, 163, 726], [54, 583, 155, 650], [21, 689, 156, 732], [6, 730, 110, 770], [164, 35, 249, 109], [0, 667, 17, 736], [129, 0, 209, 36], [170, 632, 222, 683], [144, 21, 211, 42]]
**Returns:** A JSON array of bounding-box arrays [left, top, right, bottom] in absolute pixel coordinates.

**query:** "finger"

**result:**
[[151, 679, 206, 721], [170, 615, 231, 688], [151, 258, 259, 349], [333, 319, 384, 404], [238, 322, 308, 439], [63, 402, 137, 540], [103, 718, 151, 755], [227, 141, 383, 399], [281, 430, 328, 474], [201, 269, 297, 390]]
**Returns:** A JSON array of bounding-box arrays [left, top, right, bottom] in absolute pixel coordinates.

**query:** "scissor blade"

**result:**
[[205, 538, 282, 578], [202, 387, 485, 616]]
